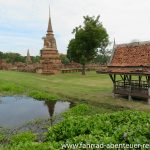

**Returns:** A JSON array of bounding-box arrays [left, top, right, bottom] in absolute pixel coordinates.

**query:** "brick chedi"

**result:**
[[40, 9, 61, 74], [26, 49, 32, 64]]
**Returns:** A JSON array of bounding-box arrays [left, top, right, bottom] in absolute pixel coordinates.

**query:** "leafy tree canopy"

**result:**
[[0, 51, 40, 64], [67, 15, 109, 75], [60, 54, 70, 65]]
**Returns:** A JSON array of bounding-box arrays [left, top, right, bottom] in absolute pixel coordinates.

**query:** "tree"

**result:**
[[3, 52, 25, 64], [93, 48, 112, 65], [0, 51, 4, 59], [60, 54, 70, 65], [31, 56, 40, 63], [67, 15, 109, 75]]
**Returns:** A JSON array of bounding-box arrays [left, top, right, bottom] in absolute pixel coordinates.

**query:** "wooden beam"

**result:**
[[109, 74, 114, 82], [120, 75, 124, 81], [128, 75, 132, 101], [147, 76, 150, 87], [109, 74, 116, 98], [125, 75, 130, 82], [147, 76, 150, 104], [123, 75, 126, 87], [109, 74, 116, 83], [139, 75, 142, 87]]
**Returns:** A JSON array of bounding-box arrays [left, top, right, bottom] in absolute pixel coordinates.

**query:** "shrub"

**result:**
[[46, 106, 150, 149]]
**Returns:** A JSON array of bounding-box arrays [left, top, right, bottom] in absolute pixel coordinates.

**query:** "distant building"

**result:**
[[26, 49, 32, 64], [39, 7, 61, 74], [97, 41, 150, 104]]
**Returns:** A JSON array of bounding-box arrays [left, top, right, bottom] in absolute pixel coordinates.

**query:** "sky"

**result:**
[[0, 0, 150, 56]]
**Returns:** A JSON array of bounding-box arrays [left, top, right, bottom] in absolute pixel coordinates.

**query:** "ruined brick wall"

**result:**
[[61, 62, 102, 70], [61, 62, 82, 69], [14, 62, 41, 73], [0, 60, 13, 70]]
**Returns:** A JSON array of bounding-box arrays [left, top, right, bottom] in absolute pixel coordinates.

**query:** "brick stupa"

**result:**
[[26, 49, 32, 64], [40, 9, 61, 74]]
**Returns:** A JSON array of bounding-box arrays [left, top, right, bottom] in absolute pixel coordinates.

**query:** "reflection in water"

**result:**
[[0, 96, 71, 128], [44, 101, 73, 126], [44, 101, 56, 117]]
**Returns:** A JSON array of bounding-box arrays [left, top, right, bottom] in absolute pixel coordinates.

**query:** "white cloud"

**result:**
[[0, 0, 150, 55]]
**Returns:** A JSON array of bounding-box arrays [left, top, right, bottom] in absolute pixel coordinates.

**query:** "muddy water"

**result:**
[[0, 96, 72, 128]]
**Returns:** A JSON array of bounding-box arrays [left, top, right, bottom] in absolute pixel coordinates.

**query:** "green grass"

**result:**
[[0, 70, 149, 111], [0, 70, 149, 149]]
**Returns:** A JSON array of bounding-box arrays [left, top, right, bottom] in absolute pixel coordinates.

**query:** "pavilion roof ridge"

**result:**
[[115, 40, 150, 48]]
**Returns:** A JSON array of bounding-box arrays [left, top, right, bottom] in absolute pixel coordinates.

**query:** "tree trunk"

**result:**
[[82, 64, 86, 75]]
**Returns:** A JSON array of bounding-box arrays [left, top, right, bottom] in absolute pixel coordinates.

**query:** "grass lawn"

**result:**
[[0, 70, 149, 112], [0, 71, 150, 149]]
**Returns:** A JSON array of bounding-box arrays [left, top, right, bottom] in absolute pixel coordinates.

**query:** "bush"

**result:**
[[10, 132, 36, 144], [46, 106, 150, 149], [2, 104, 150, 150]]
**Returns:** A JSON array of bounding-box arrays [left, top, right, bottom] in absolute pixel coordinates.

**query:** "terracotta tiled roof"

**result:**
[[110, 41, 150, 67]]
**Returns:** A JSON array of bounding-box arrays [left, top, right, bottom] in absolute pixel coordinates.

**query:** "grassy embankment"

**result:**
[[0, 71, 150, 149], [1, 104, 150, 149], [0, 70, 149, 112]]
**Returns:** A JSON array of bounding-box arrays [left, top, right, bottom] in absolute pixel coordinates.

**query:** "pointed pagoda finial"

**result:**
[[113, 38, 116, 49], [47, 1, 53, 33], [27, 49, 30, 55], [108, 38, 116, 65], [26, 49, 32, 64], [114, 38, 116, 46]]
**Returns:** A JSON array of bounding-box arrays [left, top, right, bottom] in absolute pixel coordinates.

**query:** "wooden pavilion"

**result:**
[[97, 41, 150, 104]]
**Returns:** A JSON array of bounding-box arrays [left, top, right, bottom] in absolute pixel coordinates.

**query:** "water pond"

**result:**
[[0, 96, 72, 128]]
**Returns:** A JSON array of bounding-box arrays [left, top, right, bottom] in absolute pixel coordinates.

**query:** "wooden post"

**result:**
[[128, 75, 132, 101], [147, 76, 150, 104], [123, 75, 126, 87], [109, 74, 116, 98], [113, 74, 116, 98], [139, 76, 142, 87]]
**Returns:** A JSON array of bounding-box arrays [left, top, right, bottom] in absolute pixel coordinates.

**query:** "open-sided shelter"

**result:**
[[97, 41, 150, 104]]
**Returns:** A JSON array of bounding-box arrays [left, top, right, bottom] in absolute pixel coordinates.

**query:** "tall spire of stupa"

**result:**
[[47, 3, 53, 33], [113, 38, 116, 49], [26, 49, 32, 64], [40, 1, 62, 75]]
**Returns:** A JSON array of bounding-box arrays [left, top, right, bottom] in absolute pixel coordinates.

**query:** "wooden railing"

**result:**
[[116, 80, 148, 89]]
